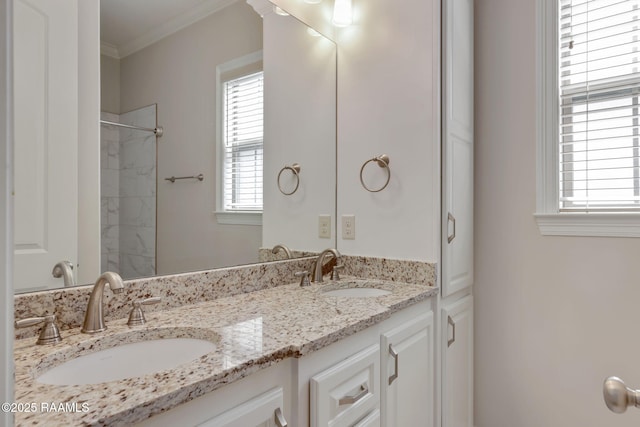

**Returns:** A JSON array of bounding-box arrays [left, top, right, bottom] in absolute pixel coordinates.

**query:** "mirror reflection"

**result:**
[[13, 0, 336, 293]]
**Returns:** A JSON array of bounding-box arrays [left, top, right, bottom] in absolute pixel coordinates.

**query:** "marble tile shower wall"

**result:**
[[100, 111, 121, 272], [118, 105, 157, 279], [99, 106, 157, 280]]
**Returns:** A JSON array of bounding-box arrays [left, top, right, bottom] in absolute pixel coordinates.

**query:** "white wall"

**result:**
[[100, 54, 120, 114], [475, 1, 640, 426], [334, 0, 440, 262], [119, 1, 263, 274], [0, 0, 13, 423]]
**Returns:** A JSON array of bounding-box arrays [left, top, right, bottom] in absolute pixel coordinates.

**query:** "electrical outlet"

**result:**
[[319, 215, 331, 239], [342, 215, 355, 240]]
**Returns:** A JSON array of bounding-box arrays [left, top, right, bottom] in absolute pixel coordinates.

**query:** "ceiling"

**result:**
[[100, 0, 238, 58]]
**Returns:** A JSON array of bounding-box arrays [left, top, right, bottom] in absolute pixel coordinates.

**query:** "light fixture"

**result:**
[[273, 5, 289, 16], [304, 0, 322, 4], [332, 0, 352, 27]]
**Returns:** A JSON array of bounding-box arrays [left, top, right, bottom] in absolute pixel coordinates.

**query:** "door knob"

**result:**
[[603, 376, 640, 413]]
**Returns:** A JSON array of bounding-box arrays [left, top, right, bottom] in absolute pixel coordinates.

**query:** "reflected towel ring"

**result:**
[[277, 163, 301, 195], [360, 154, 391, 192]]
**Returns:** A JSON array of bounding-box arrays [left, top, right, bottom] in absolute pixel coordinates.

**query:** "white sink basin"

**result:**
[[37, 338, 216, 385], [322, 288, 391, 297], [321, 280, 392, 298]]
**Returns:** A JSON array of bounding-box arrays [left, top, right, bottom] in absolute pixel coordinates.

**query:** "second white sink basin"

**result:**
[[37, 337, 216, 385], [322, 288, 391, 298], [320, 280, 392, 298]]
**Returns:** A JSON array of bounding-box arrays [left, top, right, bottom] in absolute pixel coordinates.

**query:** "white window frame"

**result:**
[[535, 0, 640, 237], [214, 51, 263, 226]]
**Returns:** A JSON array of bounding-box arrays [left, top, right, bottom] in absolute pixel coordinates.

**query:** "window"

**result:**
[[536, 0, 640, 236], [223, 71, 264, 211], [215, 52, 263, 225]]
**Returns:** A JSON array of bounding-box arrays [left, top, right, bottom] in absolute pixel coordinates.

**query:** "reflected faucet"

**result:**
[[81, 272, 124, 334], [271, 244, 292, 259], [52, 261, 75, 287], [313, 248, 341, 283]]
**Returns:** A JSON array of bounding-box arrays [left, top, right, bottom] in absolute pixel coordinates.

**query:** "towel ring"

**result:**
[[277, 163, 301, 195], [360, 154, 391, 192]]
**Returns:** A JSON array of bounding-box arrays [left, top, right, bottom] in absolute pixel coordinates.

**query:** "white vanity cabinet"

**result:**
[[136, 299, 435, 427], [305, 299, 435, 427], [380, 312, 434, 427]]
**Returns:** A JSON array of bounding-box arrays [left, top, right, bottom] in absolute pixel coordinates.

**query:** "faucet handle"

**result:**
[[15, 314, 62, 345], [331, 264, 344, 281], [127, 297, 161, 327], [295, 270, 311, 287]]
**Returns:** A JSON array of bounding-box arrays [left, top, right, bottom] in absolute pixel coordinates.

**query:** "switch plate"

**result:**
[[319, 215, 331, 239], [342, 215, 355, 240]]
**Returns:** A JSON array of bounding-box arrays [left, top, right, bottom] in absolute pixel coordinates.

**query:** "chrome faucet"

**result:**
[[313, 248, 341, 283], [52, 261, 75, 287], [81, 271, 124, 334], [271, 244, 292, 259]]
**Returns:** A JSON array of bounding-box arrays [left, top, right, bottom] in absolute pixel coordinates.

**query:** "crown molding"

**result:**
[[116, 0, 241, 59], [100, 42, 120, 59]]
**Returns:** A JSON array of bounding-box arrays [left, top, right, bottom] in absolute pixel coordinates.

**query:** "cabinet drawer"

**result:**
[[311, 344, 380, 427], [354, 409, 380, 427]]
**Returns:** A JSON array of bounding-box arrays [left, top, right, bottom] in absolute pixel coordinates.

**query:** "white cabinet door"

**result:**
[[13, 0, 79, 292], [380, 312, 434, 427], [441, 295, 473, 427], [199, 387, 287, 427], [441, 0, 474, 298]]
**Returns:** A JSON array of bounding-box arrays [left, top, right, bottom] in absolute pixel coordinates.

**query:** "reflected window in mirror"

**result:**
[[216, 52, 264, 226]]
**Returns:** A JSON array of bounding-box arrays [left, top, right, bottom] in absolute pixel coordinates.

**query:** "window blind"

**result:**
[[559, 0, 640, 211], [223, 71, 263, 212]]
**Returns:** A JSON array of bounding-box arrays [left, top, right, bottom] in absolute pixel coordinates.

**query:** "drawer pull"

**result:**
[[389, 344, 399, 385], [339, 384, 368, 405], [274, 407, 288, 427]]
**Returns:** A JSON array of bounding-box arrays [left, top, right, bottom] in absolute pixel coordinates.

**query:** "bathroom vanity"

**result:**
[[13, 263, 437, 426]]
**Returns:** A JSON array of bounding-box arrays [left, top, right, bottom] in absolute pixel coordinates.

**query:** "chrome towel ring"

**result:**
[[360, 154, 391, 192], [277, 163, 301, 195]]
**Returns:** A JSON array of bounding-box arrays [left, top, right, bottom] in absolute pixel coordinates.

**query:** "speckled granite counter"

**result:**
[[14, 277, 437, 426]]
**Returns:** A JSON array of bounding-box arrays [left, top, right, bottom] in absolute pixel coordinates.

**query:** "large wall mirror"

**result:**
[[13, 0, 336, 293]]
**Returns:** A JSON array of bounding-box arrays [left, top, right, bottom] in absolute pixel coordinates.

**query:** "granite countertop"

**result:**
[[14, 278, 437, 426]]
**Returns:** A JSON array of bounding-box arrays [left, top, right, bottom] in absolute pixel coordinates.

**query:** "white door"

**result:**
[[381, 312, 434, 427], [442, 295, 473, 427], [441, 0, 474, 298], [13, 0, 78, 292]]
